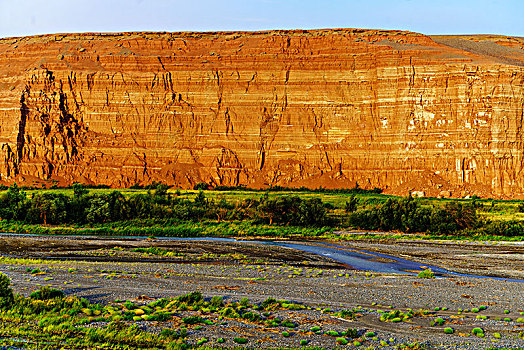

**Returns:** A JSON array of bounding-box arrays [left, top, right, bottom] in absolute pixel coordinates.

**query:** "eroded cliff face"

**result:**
[[0, 29, 523, 197]]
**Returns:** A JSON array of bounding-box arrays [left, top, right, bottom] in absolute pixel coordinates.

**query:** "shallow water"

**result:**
[[163, 237, 524, 282], [1, 233, 523, 282]]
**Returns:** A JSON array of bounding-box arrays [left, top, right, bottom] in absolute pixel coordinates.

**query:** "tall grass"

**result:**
[[0, 220, 333, 239]]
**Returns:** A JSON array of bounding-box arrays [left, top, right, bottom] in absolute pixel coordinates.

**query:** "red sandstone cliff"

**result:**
[[0, 29, 523, 197]]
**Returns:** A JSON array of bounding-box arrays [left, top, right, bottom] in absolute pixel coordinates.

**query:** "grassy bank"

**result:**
[[1, 219, 524, 243], [0, 220, 333, 239]]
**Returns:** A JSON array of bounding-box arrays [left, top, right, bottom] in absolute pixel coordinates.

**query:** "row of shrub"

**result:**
[[0, 184, 331, 227], [196, 182, 383, 194]]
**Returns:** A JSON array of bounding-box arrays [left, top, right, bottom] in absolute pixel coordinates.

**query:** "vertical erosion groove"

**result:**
[[16, 88, 30, 174]]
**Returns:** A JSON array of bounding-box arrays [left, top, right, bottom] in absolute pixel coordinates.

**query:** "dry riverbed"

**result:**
[[0, 235, 523, 349]]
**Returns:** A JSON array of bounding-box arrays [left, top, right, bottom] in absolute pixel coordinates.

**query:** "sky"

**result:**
[[0, 0, 522, 38]]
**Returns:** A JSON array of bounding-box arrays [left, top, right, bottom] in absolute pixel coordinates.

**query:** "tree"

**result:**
[[86, 196, 111, 224], [106, 191, 130, 221], [194, 191, 207, 207], [297, 198, 329, 226], [72, 183, 89, 199], [345, 195, 359, 213], [26, 193, 69, 224], [0, 183, 27, 220], [193, 182, 209, 191], [255, 195, 329, 226]]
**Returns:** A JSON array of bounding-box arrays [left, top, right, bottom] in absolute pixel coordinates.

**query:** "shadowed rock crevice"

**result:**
[[16, 88, 30, 174]]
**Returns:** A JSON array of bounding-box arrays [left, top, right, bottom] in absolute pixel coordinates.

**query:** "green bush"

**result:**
[[380, 309, 415, 322], [29, 286, 64, 300], [0, 273, 14, 309], [182, 316, 204, 325], [347, 197, 478, 234], [432, 317, 445, 326], [209, 296, 224, 308], [471, 327, 484, 336], [166, 339, 188, 350], [336, 337, 348, 345], [233, 337, 248, 344], [281, 320, 297, 328], [444, 327, 454, 334], [325, 331, 339, 336], [177, 291, 203, 305], [345, 328, 360, 338], [417, 268, 435, 279], [261, 297, 279, 310], [196, 338, 208, 346], [337, 308, 356, 320], [240, 311, 260, 322]]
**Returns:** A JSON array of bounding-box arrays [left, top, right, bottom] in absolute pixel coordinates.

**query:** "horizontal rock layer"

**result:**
[[0, 29, 523, 197]]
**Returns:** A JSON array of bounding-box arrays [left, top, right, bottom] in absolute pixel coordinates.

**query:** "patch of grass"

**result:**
[[325, 331, 339, 336], [132, 247, 182, 257], [431, 317, 445, 326], [417, 268, 435, 279], [472, 328, 485, 337], [380, 309, 419, 322], [281, 320, 297, 328], [336, 337, 348, 345], [444, 327, 454, 334], [233, 337, 248, 344]]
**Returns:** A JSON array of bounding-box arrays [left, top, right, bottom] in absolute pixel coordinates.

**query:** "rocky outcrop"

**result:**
[[0, 29, 523, 197]]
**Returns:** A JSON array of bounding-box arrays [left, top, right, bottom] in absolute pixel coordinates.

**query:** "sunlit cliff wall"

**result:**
[[0, 29, 523, 197]]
